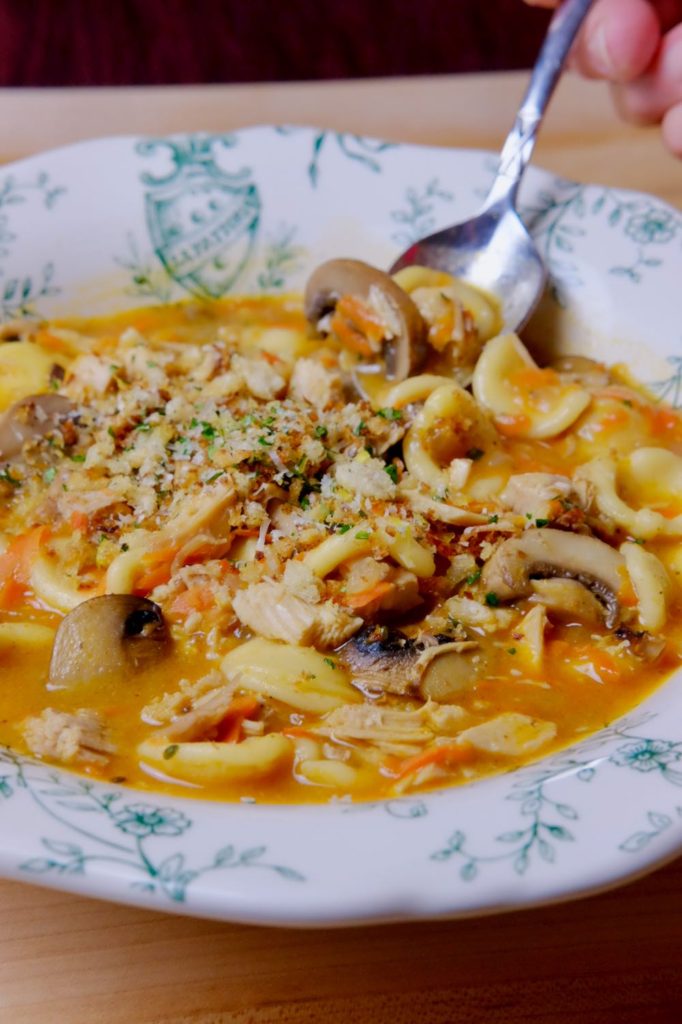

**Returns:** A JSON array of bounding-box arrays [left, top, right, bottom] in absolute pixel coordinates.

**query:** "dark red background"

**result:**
[[0, 0, 552, 87]]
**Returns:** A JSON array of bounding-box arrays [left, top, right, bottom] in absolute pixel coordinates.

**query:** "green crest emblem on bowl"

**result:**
[[137, 135, 260, 299]]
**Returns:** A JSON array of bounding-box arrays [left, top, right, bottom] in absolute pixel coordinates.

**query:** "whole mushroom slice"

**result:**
[[304, 258, 426, 381], [481, 528, 626, 629], [0, 393, 75, 461], [338, 624, 480, 703], [49, 595, 170, 689]]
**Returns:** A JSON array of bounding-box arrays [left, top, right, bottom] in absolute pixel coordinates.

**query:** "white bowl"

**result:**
[[1, 127, 681, 926]]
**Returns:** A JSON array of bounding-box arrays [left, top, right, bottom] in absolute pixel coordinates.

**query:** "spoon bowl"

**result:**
[[390, 0, 594, 333], [390, 199, 547, 334]]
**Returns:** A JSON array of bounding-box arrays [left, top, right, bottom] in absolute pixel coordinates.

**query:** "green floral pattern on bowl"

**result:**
[[0, 128, 680, 926]]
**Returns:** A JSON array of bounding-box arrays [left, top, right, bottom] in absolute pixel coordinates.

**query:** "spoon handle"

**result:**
[[485, 0, 596, 207]]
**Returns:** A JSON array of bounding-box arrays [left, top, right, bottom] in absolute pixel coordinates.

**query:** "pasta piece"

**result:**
[[379, 518, 435, 578], [106, 486, 237, 594], [0, 621, 55, 651], [458, 713, 556, 756], [250, 326, 311, 364], [105, 549, 144, 595], [138, 733, 293, 785], [472, 333, 590, 439], [0, 341, 62, 410], [621, 447, 682, 537], [403, 381, 498, 493], [290, 734, 322, 763], [301, 530, 373, 577], [514, 604, 548, 672], [400, 490, 487, 527], [621, 542, 671, 632], [659, 543, 682, 593], [392, 266, 499, 341], [222, 638, 361, 712], [576, 456, 677, 540], [30, 553, 99, 612], [297, 759, 360, 788], [383, 373, 456, 408]]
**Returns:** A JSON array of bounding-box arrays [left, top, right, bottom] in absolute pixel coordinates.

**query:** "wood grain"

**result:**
[[2, 857, 682, 1024], [1, 74, 681, 209], [0, 72, 680, 1024]]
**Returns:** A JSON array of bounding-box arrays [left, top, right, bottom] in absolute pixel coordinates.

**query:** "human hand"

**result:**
[[524, 0, 682, 157]]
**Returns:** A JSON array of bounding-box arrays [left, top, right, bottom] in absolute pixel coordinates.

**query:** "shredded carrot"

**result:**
[[510, 367, 560, 390], [547, 639, 570, 658], [132, 543, 180, 594], [656, 502, 682, 519], [34, 328, 72, 356], [495, 413, 532, 437], [0, 576, 25, 611], [328, 312, 376, 357], [142, 543, 179, 567], [329, 294, 386, 357], [0, 526, 50, 609], [283, 726, 319, 740], [550, 639, 623, 683], [70, 511, 90, 533], [335, 294, 386, 343], [133, 564, 173, 594], [344, 580, 395, 609], [592, 407, 630, 434], [646, 405, 681, 437], [396, 742, 476, 779], [217, 695, 262, 743], [429, 305, 455, 350], [167, 584, 216, 619], [260, 350, 283, 366]]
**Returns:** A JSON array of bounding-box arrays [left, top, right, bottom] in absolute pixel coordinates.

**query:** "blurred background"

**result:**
[[0, 0, 552, 87]]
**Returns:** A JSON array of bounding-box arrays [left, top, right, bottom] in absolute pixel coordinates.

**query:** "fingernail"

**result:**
[[586, 23, 616, 78]]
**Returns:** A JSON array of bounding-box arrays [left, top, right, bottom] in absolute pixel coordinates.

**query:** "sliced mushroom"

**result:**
[[304, 258, 426, 381], [417, 642, 485, 704], [481, 528, 626, 629], [49, 595, 169, 688], [0, 394, 75, 461], [338, 624, 480, 702]]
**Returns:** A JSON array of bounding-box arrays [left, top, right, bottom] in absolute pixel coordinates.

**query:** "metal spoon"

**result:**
[[390, 0, 595, 333]]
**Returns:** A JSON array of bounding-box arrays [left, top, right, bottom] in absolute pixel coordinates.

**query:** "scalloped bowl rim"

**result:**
[[0, 126, 680, 926]]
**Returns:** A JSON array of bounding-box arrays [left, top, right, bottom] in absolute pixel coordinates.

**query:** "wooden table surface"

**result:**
[[1, 72, 681, 1024]]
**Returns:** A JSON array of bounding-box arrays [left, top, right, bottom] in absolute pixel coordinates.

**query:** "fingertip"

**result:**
[[600, 0, 660, 81], [573, 0, 661, 82], [611, 24, 682, 126], [662, 103, 682, 159]]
